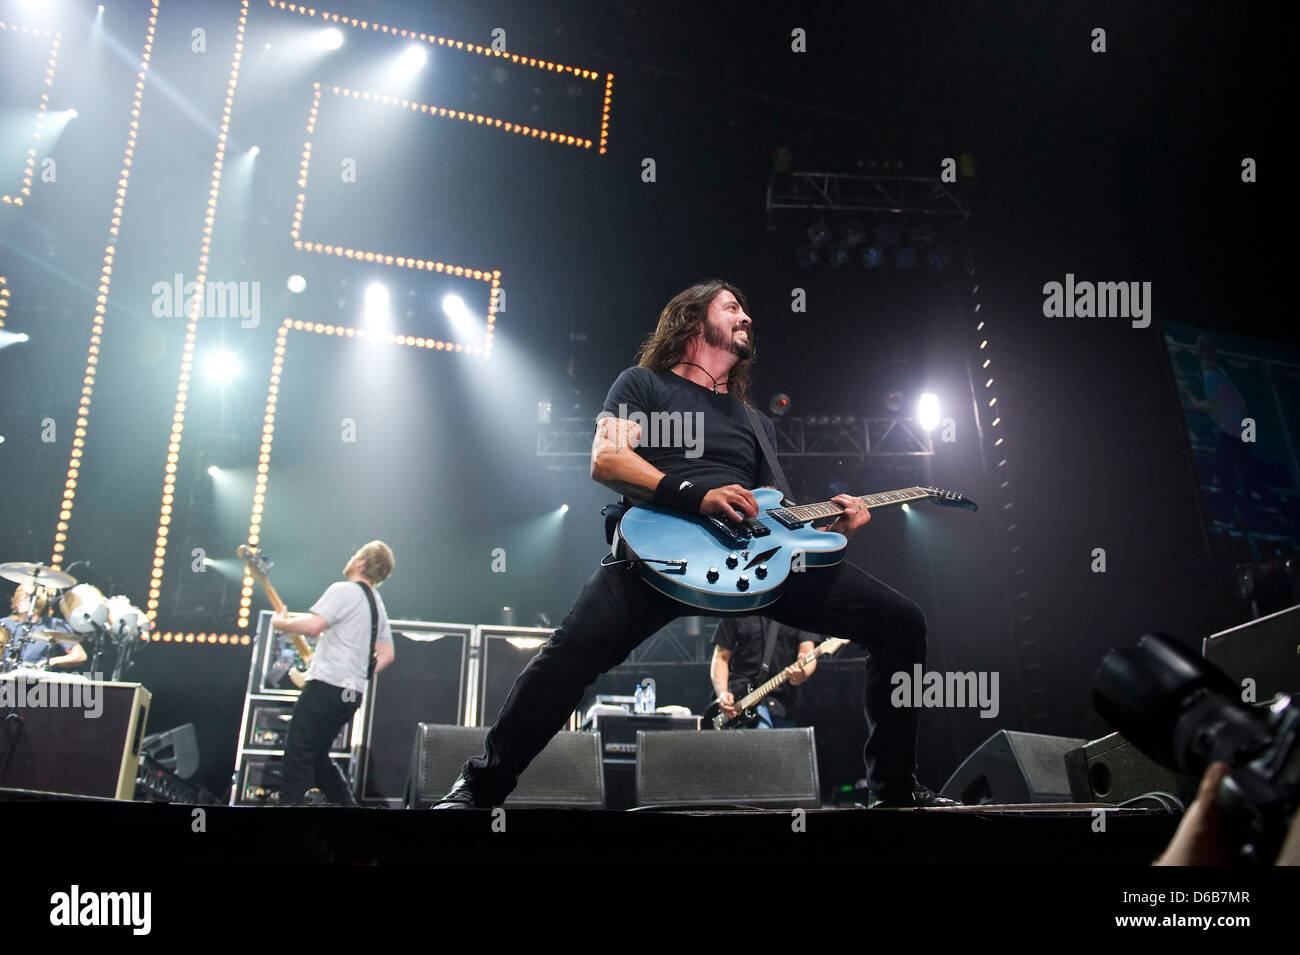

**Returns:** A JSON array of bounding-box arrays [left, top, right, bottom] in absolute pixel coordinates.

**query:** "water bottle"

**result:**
[[642, 678, 656, 713], [634, 682, 644, 714]]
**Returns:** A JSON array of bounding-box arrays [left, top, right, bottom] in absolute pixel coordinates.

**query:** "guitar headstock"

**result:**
[[821, 637, 850, 655], [237, 544, 272, 579], [922, 487, 978, 512]]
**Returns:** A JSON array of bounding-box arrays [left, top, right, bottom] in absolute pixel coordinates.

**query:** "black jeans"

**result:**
[[462, 558, 927, 804], [281, 679, 360, 806]]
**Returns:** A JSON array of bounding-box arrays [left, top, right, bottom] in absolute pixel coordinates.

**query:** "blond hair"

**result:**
[[349, 540, 395, 585]]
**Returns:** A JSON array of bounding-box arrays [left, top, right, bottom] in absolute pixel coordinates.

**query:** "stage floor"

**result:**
[[0, 792, 1178, 866], [8, 791, 1295, 940]]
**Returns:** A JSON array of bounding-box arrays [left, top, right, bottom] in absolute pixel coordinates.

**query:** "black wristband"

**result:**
[[653, 476, 709, 515]]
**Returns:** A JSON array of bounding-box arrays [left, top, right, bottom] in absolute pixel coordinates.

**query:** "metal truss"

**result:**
[[537, 416, 933, 469], [766, 171, 971, 219]]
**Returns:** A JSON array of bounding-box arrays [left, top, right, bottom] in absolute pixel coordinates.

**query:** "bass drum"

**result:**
[[60, 583, 109, 634]]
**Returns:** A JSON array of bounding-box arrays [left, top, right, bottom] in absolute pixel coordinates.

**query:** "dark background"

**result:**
[[0, 0, 1289, 798]]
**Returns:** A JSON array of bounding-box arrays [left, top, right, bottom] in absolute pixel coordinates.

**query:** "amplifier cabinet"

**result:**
[[0, 674, 150, 800], [232, 754, 351, 806], [357, 621, 471, 806], [468, 626, 554, 727]]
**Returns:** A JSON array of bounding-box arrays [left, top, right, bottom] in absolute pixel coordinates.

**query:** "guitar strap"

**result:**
[[357, 582, 379, 680], [742, 403, 795, 505], [757, 618, 781, 681]]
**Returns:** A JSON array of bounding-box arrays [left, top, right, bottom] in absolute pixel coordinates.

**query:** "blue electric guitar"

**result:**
[[615, 485, 976, 612]]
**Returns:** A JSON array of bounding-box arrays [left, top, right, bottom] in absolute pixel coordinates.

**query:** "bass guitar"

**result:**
[[615, 485, 976, 612], [238, 544, 312, 689]]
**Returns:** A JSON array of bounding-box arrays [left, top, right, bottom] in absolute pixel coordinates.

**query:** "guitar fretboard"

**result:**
[[770, 487, 931, 525]]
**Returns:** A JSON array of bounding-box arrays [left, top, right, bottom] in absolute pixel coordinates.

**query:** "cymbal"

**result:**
[[30, 630, 85, 644], [0, 562, 76, 589]]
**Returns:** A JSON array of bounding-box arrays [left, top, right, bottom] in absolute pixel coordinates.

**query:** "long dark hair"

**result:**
[[635, 279, 755, 404]]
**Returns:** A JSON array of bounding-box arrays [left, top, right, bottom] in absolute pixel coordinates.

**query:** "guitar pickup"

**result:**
[[740, 517, 770, 538], [705, 516, 747, 546], [769, 509, 802, 530]]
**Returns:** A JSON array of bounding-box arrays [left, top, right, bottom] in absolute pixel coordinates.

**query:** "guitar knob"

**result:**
[[726, 553, 739, 568], [755, 564, 768, 579], [706, 567, 719, 583], [736, 575, 749, 590]]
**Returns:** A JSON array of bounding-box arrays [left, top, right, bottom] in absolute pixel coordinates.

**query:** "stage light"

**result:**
[[287, 274, 306, 293], [366, 283, 390, 309], [207, 466, 219, 477], [204, 350, 240, 382], [364, 282, 391, 332], [901, 503, 910, 512], [319, 27, 343, 50], [769, 393, 791, 416], [861, 246, 884, 269], [894, 247, 918, 270], [442, 294, 466, 317], [884, 391, 904, 413], [64, 108, 78, 120], [394, 44, 428, 78], [248, 145, 259, 156], [560, 504, 570, 514], [918, 393, 940, 431], [0, 436, 5, 445]]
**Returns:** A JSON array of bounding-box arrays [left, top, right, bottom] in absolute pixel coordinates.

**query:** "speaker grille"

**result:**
[[635, 729, 820, 808], [410, 725, 603, 808]]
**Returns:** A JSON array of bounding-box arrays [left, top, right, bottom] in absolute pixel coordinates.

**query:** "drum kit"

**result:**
[[0, 561, 149, 680]]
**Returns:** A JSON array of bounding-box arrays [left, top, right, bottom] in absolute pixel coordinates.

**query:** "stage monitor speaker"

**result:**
[[1064, 732, 1198, 805], [358, 622, 471, 805], [0, 676, 150, 800], [1203, 604, 1300, 701], [940, 730, 1084, 805], [408, 725, 603, 808], [635, 728, 820, 809]]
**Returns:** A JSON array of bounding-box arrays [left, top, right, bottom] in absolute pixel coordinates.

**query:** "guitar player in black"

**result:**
[[712, 616, 818, 729], [436, 279, 955, 809]]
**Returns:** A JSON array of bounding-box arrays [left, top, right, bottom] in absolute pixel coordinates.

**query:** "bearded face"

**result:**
[[701, 292, 753, 360]]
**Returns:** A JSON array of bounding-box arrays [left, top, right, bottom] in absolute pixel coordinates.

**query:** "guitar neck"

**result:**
[[245, 568, 313, 661], [735, 645, 823, 711], [770, 486, 931, 526]]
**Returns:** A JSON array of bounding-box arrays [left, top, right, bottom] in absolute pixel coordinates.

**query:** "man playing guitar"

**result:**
[[271, 540, 396, 807], [436, 280, 955, 809], [711, 616, 818, 729]]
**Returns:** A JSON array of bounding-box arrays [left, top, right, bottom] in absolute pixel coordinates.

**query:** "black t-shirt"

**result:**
[[598, 366, 779, 491], [714, 616, 815, 711]]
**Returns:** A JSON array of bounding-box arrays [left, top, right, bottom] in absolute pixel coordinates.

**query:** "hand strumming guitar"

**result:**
[[700, 484, 758, 522]]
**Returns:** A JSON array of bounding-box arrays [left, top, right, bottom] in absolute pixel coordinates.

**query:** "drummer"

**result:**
[[3, 584, 87, 670]]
